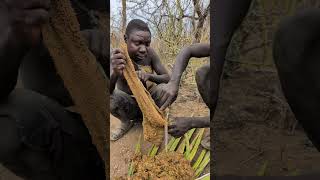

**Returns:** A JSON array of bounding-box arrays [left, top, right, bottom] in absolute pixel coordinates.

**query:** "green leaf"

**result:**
[[177, 128, 196, 153], [169, 137, 182, 152], [195, 151, 210, 177], [192, 149, 207, 170], [187, 128, 205, 161], [257, 161, 268, 176]]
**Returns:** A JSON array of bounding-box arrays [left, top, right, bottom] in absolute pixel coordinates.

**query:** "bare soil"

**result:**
[[116, 152, 195, 180], [213, 67, 320, 176]]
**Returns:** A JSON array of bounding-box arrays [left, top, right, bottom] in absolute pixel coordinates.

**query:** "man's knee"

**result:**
[[195, 64, 212, 108], [110, 90, 129, 114], [149, 84, 166, 107], [1, 89, 57, 122], [110, 91, 120, 113], [0, 89, 63, 148], [110, 89, 141, 121], [195, 64, 210, 86]]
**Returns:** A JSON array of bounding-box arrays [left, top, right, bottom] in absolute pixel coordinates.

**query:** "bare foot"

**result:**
[[110, 121, 134, 141]]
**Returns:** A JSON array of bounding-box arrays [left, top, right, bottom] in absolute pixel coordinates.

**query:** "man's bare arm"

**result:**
[[109, 65, 118, 94], [0, 1, 49, 99], [168, 116, 210, 137], [158, 43, 210, 110], [148, 48, 170, 84], [0, 26, 28, 99], [110, 48, 126, 94], [170, 43, 210, 86]]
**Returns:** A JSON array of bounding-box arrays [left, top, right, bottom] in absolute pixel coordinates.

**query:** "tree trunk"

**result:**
[[121, 0, 127, 33], [193, 17, 206, 43], [192, 0, 210, 43]]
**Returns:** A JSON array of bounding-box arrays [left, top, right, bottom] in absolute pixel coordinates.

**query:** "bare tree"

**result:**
[[126, 0, 209, 39], [192, 0, 210, 43], [121, 0, 127, 33], [112, 0, 210, 57]]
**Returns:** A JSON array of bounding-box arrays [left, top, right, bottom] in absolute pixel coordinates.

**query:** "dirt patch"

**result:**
[[214, 67, 320, 175], [116, 152, 194, 180]]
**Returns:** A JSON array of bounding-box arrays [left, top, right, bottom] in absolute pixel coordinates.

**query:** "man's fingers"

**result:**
[[111, 59, 126, 67], [142, 74, 148, 83], [112, 48, 123, 54], [118, 64, 125, 69], [168, 129, 178, 135], [143, 73, 149, 82], [137, 71, 142, 80], [160, 105, 166, 111], [170, 132, 183, 138], [159, 94, 169, 110], [112, 53, 126, 61], [175, 133, 184, 138], [168, 124, 176, 129], [117, 65, 125, 73], [160, 96, 173, 111], [112, 59, 126, 65]]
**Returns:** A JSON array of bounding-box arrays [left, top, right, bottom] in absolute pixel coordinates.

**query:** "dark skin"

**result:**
[[110, 30, 170, 95], [2, 0, 109, 105], [0, 0, 50, 99], [273, 8, 320, 150], [169, 117, 210, 138], [157, 43, 210, 137], [159, 43, 210, 110]]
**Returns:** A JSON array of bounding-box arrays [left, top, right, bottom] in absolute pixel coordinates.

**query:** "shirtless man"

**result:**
[[0, 0, 108, 179], [110, 19, 170, 141]]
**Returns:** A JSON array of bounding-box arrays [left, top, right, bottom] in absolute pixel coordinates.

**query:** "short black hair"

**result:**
[[125, 19, 151, 37]]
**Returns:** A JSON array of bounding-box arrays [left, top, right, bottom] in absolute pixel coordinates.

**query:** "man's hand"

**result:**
[[136, 70, 151, 84], [158, 82, 179, 110], [111, 48, 126, 77], [0, 0, 50, 48], [168, 117, 193, 138]]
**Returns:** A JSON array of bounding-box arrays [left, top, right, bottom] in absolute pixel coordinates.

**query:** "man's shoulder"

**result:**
[[147, 47, 159, 59]]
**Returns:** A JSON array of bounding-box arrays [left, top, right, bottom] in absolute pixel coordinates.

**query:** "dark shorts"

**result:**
[[110, 83, 165, 122], [0, 89, 105, 180]]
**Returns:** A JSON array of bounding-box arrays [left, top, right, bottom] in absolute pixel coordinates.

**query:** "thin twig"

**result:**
[[195, 173, 210, 180], [165, 107, 170, 152], [240, 150, 264, 165]]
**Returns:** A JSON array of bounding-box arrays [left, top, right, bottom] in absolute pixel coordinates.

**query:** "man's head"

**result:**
[[124, 19, 151, 62]]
